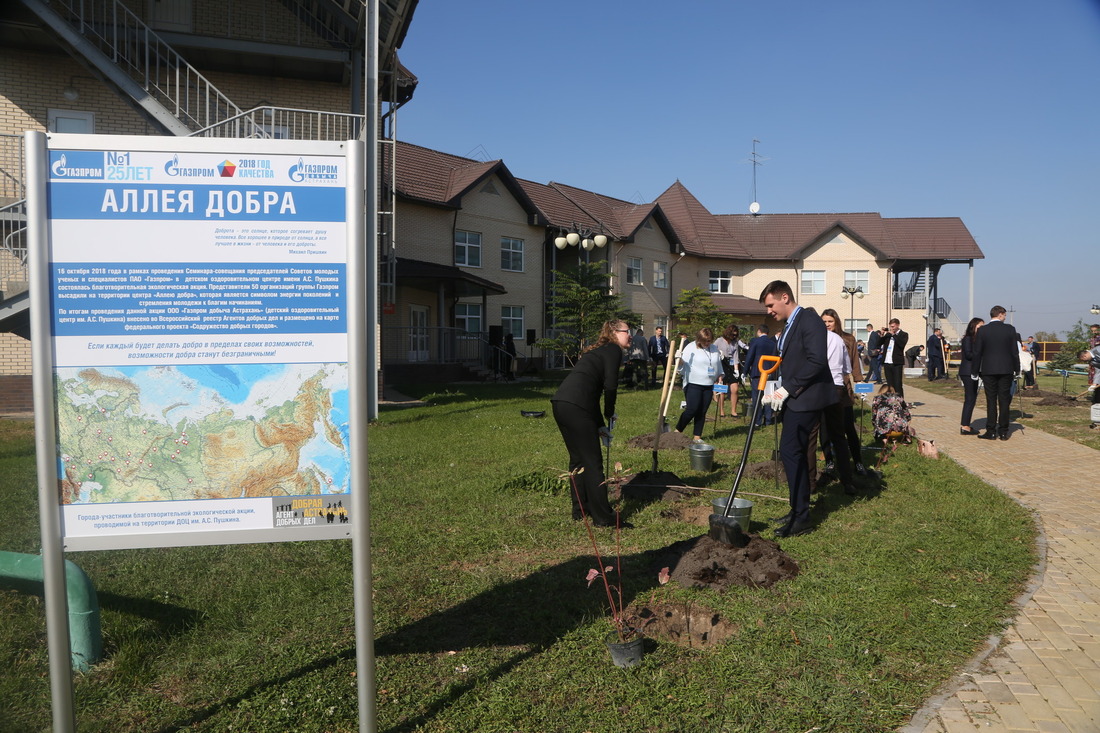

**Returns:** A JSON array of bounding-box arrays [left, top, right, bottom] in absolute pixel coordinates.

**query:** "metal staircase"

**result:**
[[19, 0, 259, 137]]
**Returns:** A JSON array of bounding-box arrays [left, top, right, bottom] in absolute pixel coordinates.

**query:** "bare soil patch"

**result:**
[[626, 600, 740, 648], [617, 470, 697, 503], [625, 431, 695, 450], [649, 534, 800, 591]]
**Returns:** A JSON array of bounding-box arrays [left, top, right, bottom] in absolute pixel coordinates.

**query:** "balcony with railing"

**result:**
[[190, 107, 364, 141]]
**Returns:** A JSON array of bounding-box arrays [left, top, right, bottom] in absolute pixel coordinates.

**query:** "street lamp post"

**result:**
[[839, 286, 864, 331], [554, 227, 608, 264]]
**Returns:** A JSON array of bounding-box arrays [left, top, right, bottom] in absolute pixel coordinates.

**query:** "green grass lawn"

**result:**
[[0, 381, 1038, 732]]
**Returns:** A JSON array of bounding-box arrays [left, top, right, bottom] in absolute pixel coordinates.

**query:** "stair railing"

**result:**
[[47, 0, 262, 136]]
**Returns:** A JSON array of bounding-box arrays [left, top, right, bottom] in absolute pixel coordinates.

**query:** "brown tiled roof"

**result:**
[[656, 182, 752, 258], [389, 141, 983, 265], [388, 142, 541, 219], [712, 212, 983, 262], [882, 218, 983, 262]]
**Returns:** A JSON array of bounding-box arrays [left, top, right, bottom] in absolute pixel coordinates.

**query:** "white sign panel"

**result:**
[[43, 135, 355, 550]]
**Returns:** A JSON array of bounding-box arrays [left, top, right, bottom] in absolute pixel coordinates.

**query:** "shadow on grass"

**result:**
[[151, 553, 657, 733]]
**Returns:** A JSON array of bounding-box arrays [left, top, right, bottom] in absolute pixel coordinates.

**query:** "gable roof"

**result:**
[[712, 212, 983, 262], [389, 141, 983, 266], [387, 142, 542, 220], [656, 181, 752, 258]]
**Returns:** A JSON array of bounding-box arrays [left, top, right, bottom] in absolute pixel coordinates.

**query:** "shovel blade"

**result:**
[[708, 514, 750, 547]]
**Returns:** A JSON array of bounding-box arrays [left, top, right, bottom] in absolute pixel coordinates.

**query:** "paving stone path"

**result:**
[[900, 385, 1100, 733]]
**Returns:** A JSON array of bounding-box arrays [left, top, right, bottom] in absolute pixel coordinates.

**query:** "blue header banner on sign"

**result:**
[[853, 382, 875, 394]]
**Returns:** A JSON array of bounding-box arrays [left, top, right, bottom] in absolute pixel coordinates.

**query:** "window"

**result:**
[[800, 270, 825, 295], [626, 257, 642, 285], [653, 261, 668, 289], [844, 270, 869, 293], [708, 270, 732, 294], [47, 109, 94, 133], [500, 237, 524, 272], [455, 230, 481, 267], [654, 316, 668, 333], [501, 306, 524, 338], [455, 303, 482, 334], [846, 318, 869, 334]]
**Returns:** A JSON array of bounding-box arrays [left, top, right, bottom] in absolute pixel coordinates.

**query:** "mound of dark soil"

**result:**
[[649, 534, 799, 591], [1033, 392, 1085, 407], [626, 431, 695, 450]]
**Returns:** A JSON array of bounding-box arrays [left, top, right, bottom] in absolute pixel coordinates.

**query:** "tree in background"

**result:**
[[1045, 319, 1090, 372], [538, 263, 638, 366], [672, 287, 728, 337]]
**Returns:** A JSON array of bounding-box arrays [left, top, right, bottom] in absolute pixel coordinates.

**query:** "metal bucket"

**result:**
[[711, 497, 754, 533], [688, 443, 715, 471]]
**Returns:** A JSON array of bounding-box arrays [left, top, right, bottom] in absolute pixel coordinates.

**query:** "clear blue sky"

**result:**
[[396, 0, 1100, 340]]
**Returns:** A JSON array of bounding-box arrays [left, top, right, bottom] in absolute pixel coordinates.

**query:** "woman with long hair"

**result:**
[[958, 317, 985, 435], [821, 308, 867, 473], [713, 324, 742, 418], [674, 327, 722, 442], [551, 320, 633, 527]]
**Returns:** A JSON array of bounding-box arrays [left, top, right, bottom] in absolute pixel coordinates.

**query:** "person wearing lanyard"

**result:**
[[759, 280, 837, 538]]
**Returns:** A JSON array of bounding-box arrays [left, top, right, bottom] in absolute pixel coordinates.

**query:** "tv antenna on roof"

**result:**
[[749, 139, 767, 215]]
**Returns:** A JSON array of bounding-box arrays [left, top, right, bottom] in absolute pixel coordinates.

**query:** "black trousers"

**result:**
[[551, 400, 615, 524], [676, 383, 714, 438], [780, 408, 820, 525], [883, 363, 904, 398], [982, 373, 1014, 435], [819, 388, 854, 488], [960, 374, 980, 426], [927, 358, 944, 381]]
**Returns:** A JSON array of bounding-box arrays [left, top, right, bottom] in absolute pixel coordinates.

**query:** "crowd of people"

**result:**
[[549, 297, 1092, 534]]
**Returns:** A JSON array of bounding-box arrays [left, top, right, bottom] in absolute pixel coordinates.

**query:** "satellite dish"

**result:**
[[749, 201, 761, 214]]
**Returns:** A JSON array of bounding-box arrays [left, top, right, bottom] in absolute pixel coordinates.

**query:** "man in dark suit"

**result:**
[[759, 281, 837, 538], [926, 328, 946, 381], [647, 326, 670, 386], [745, 324, 779, 426], [865, 323, 883, 383], [880, 318, 908, 398], [973, 305, 1021, 440]]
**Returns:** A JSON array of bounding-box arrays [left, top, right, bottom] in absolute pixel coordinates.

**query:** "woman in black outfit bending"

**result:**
[[959, 317, 984, 435], [551, 320, 632, 527]]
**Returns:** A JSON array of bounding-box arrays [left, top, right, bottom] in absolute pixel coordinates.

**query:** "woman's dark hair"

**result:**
[[820, 308, 850, 338], [965, 317, 984, 339]]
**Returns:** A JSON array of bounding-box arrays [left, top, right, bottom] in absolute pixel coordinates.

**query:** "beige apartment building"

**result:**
[[0, 0, 983, 405]]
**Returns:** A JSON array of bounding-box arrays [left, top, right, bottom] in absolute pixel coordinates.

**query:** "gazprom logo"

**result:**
[[49, 151, 104, 179], [288, 157, 338, 183], [164, 155, 216, 178]]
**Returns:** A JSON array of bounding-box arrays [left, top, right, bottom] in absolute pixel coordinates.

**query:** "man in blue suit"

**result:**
[[759, 281, 837, 538], [973, 305, 1020, 440], [745, 324, 779, 426]]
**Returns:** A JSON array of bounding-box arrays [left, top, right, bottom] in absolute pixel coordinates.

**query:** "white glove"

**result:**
[[762, 387, 789, 411]]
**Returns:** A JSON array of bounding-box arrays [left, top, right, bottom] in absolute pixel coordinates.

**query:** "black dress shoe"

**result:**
[[999, 432, 1009, 441], [775, 521, 814, 538], [960, 427, 979, 436], [843, 484, 860, 496], [977, 431, 997, 440], [770, 512, 792, 525]]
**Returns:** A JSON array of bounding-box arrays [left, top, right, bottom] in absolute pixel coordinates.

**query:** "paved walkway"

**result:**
[[899, 385, 1100, 733]]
